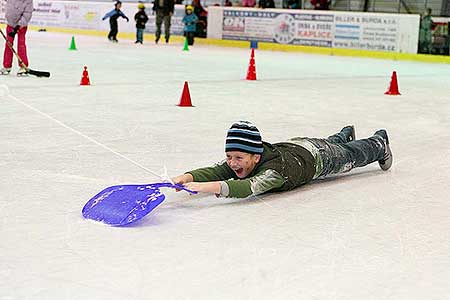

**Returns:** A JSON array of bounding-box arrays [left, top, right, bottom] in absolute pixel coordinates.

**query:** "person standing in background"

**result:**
[[182, 5, 198, 46], [153, 0, 175, 43], [286, 0, 300, 9], [419, 8, 434, 54], [192, 0, 207, 37], [242, 0, 256, 7], [102, 1, 129, 43], [311, 0, 331, 10], [134, 2, 149, 44], [259, 0, 275, 8], [1, 0, 33, 76]]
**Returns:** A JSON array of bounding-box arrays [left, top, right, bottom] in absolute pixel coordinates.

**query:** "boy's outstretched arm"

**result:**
[[102, 10, 115, 20], [172, 169, 285, 198], [172, 173, 221, 194], [116, 10, 129, 21], [172, 173, 194, 185], [185, 182, 221, 194]]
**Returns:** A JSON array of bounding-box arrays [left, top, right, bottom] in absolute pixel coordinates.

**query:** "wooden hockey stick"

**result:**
[[0, 28, 50, 77]]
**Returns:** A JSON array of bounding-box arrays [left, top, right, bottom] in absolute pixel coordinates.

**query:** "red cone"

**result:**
[[80, 66, 90, 86], [385, 71, 400, 95], [246, 48, 256, 81], [178, 81, 193, 107]]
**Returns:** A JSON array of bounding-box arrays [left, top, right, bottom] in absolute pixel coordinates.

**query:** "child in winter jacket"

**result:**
[[172, 121, 393, 198], [182, 5, 198, 46], [102, 1, 129, 43], [1, 0, 33, 76], [134, 2, 149, 44]]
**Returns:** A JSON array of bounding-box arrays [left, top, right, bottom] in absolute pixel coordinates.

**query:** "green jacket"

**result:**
[[419, 15, 433, 42], [187, 140, 316, 198]]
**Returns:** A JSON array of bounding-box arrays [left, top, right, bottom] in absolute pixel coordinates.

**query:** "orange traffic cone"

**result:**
[[80, 66, 90, 86], [178, 81, 193, 107], [246, 48, 256, 81], [385, 71, 400, 95]]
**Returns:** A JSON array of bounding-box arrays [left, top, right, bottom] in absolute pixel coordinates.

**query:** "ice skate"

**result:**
[[17, 67, 28, 77], [0, 67, 11, 75], [374, 129, 392, 171]]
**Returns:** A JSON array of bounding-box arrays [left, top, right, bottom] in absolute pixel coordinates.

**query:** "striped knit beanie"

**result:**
[[225, 121, 264, 154]]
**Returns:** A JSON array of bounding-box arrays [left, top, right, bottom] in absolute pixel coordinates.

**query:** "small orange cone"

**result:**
[[80, 66, 90, 86], [178, 81, 193, 107], [246, 48, 256, 81], [385, 71, 400, 95]]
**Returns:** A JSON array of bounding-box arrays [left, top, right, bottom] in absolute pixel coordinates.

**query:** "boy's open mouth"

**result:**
[[234, 168, 244, 176]]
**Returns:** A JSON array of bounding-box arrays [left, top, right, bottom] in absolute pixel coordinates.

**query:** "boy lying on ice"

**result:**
[[172, 121, 392, 198]]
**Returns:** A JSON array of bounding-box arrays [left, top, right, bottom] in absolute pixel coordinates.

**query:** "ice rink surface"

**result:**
[[1, 31, 450, 300]]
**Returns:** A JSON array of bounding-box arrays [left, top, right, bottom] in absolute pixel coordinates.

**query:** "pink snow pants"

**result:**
[[3, 25, 29, 68]]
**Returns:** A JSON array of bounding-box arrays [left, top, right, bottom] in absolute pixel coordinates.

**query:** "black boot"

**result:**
[[374, 129, 392, 171], [341, 125, 355, 142]]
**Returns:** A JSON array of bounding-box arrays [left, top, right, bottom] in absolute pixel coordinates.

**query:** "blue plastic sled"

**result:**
[[82, 183, 196, 226]]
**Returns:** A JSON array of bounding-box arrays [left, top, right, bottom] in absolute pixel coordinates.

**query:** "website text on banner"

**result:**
[[207, 7, 420, 54]]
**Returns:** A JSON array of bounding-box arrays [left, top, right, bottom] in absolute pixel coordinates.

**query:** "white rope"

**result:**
[[6, 91, 173, 183]]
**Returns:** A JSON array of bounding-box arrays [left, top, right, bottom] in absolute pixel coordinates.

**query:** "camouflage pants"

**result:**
[[291, 128, 386, 179], [155, 11, 171, 41]]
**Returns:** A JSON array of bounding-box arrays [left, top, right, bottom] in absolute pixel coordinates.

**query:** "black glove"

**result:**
[[8, 25, 20, 38], [126, 17, 129, 22]]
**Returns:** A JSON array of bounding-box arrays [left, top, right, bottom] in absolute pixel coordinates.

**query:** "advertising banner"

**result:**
[[222, 10, 333, 47], [31, 1, 104, 30], [333, 14, 399, 52], [219, 8, 418, 53]]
